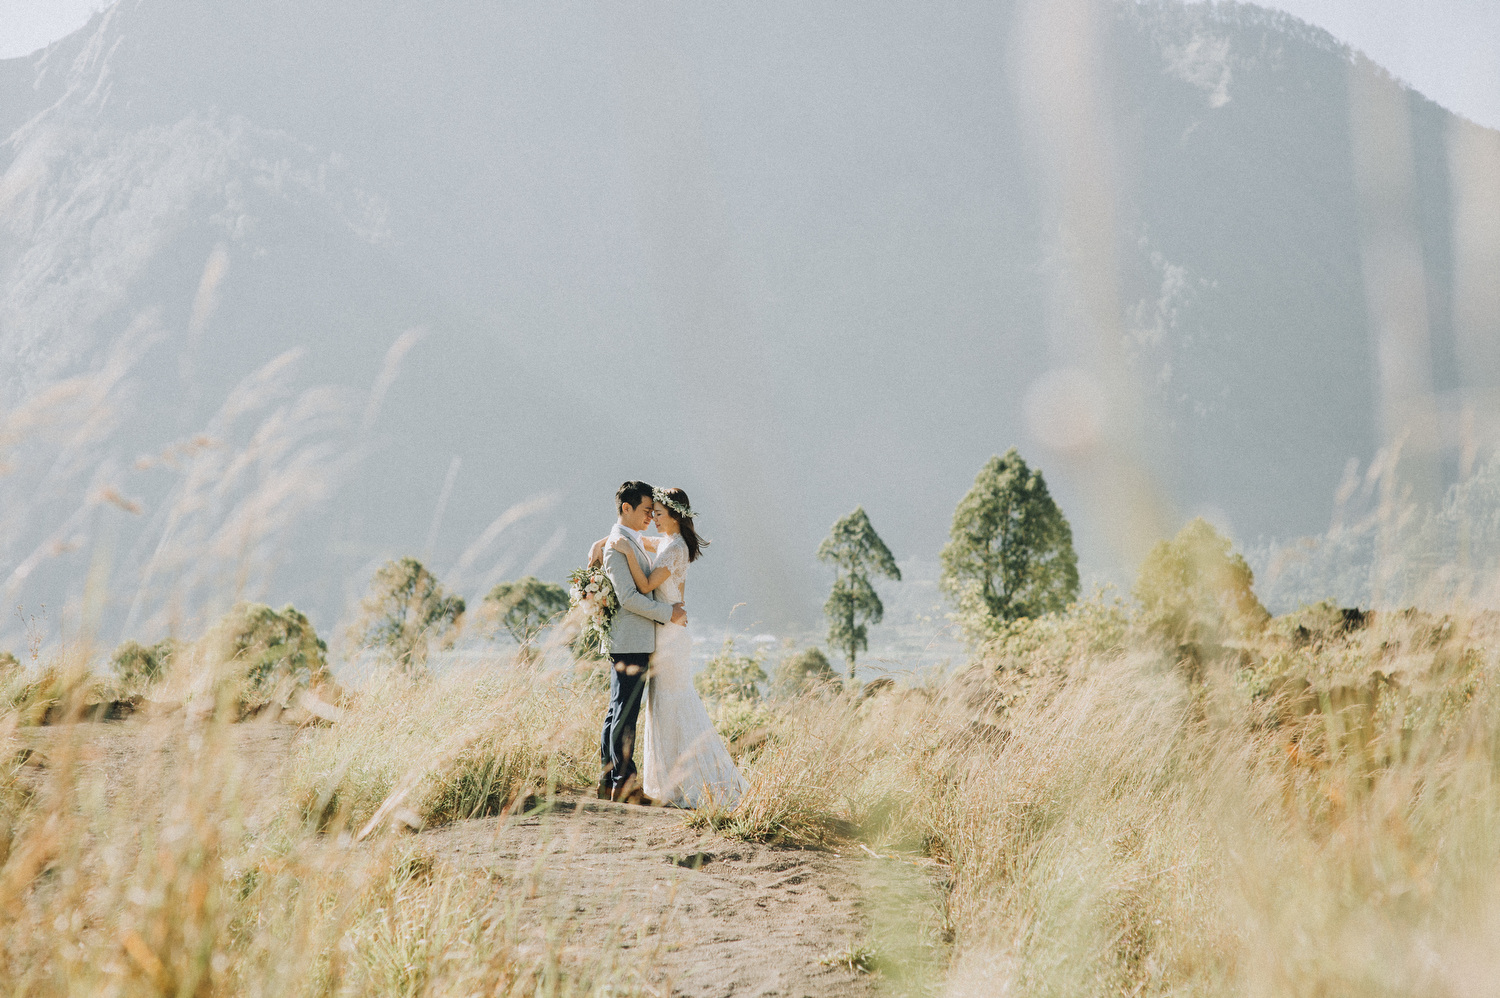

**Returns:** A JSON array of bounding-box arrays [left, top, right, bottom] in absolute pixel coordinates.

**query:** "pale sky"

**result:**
[[1, 0, 1497, 129], [1268, 0, 1500, 128]]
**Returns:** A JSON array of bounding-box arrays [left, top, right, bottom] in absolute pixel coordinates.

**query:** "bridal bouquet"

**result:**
[[568, 564, 618, 653]]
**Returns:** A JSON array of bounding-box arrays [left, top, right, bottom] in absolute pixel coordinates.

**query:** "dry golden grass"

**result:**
[[284, 663, 602, 836], [0, 650, 623, 997], [708, 602, 1500, 996], [1, 596, 1498, 996]]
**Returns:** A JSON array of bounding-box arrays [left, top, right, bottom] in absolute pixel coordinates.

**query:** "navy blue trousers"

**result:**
[[600, 653, 651, 791]]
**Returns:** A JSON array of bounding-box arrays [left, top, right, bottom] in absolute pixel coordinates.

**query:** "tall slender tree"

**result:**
[[941, 448, 1078, 641], [818, 507, 901, 681]]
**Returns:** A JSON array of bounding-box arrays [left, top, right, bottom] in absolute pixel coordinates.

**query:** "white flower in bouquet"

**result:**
[[568, 564, 619, 653]]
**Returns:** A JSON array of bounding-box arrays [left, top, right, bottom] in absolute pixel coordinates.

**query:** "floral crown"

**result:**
[[652, 488, 699, 520]]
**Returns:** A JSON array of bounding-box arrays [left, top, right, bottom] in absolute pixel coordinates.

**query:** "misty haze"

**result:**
[[3, 1, 1500, 995]]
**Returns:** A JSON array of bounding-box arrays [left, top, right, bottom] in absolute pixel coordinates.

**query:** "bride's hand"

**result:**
[[588, 538, 606, 568], [611, 538, 630, 556]]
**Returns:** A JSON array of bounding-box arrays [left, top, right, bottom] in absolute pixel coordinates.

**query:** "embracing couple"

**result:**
[[588, 481, 747, 809]]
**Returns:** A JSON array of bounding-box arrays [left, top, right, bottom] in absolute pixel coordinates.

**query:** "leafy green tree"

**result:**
[[774, 646, 838, 696], [1133, 518, 1268, 650], [818, 507, 902, 681], [354, 558, 466, 674], [484, 577, 569, 653], [110, 638, 177, 686], [941, 449, 1079, 641], [694, 639, 767, 701]]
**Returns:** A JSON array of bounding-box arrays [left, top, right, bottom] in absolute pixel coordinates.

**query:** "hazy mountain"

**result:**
[[2, 0, 1496, 648]]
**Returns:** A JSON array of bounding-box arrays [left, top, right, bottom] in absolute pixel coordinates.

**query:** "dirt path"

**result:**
[[419, 795, 945, 998], [17, 721, 947, 996]]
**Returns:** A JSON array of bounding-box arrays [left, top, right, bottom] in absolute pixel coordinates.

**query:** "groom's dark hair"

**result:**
[[615, 480, 654, 513]]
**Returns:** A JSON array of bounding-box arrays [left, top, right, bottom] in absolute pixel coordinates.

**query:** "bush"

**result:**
[[708, 698, 779, 752], [978, 589, 1130, 676], [3, 663, 115, 725], [774, 647, 839, 696], [110, 638, 177, 686], [694, 640, 767, 701], [195, 603, 331, 712], [1133, 518, 1268, 652]]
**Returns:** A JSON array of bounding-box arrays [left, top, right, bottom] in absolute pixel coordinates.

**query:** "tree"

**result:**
[[1133, 518, 1268, 651], [484, 577, 569, 653], [774, 646, 839, 696], [941, 449, 1079, 641], [818, 507, 901, 681], [694, 639, 768, 701], [354, 558, 465, 674]]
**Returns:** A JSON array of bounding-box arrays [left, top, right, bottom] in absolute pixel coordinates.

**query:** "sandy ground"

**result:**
[[17, 717, 303, 820], [17, 720, 947, 996], [420, 795, 946, 998]]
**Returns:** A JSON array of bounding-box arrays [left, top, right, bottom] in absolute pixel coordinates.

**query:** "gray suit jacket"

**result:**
[[602, 530, 675, 655]]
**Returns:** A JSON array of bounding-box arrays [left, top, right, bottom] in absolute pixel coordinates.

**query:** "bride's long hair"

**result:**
[[659, 487, 708, 562]]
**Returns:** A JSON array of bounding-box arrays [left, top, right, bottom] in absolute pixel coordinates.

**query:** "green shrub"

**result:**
[[979, 588, 1130, 677], [110, 638, 177, 686], [709, 697, 778, 750], [196, 603, 331, 711], [694, 640, 767, 701], [774, 647, 839, 696], [1134, 518, 1268, 651], [223, 603, 329, 690]]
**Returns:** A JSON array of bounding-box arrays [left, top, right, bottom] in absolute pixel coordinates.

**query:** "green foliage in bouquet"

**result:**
[[567, 564, 618, 655]]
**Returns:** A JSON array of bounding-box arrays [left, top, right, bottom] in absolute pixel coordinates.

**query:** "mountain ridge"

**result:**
[[2, 0, 1496, 647]]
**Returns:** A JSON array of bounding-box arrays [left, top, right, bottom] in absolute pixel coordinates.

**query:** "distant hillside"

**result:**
[[2, 0, 1496, 644]]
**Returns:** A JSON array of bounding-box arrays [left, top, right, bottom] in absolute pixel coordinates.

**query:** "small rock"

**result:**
[[666, 851, 714, 870]]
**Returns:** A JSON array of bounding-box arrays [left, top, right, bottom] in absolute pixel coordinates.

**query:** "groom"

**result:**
[[598, 480, 686, 804]]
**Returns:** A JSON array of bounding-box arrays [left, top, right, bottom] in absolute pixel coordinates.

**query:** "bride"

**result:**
[[593, 487, 747, 808]]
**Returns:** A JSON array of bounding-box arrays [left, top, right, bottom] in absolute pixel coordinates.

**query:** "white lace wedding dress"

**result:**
[[639, 534, 748, 808]]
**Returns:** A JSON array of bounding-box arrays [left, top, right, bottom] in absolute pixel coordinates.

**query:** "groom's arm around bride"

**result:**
[[602, 542, 683, 642]]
